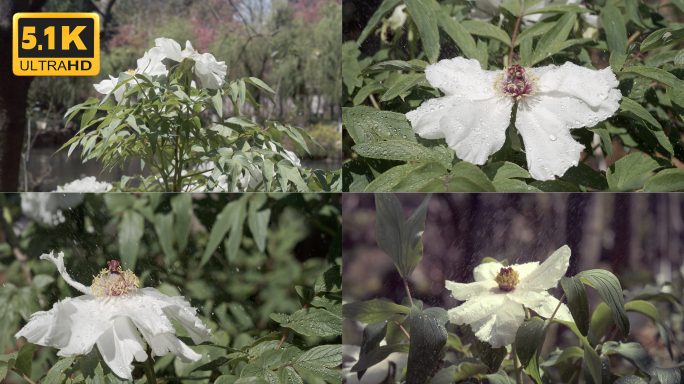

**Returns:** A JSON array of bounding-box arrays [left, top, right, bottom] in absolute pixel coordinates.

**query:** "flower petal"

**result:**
[[518, 245, 571, 291], [424, 57, 498, 100], [194, 54, 227, 89], [96, 317, 146, 381], [445, 279, 496, 300], [40, 252, 91, 294], [136, 47, 168, 77], [469, 298, 525, 348], [525, 291, 574, 322], [515, 96, 590, 181], [155, 38, 184, 62], [448, 293, 505, 325], [161, 305, 211, 345], [439, 98, 513, 165], [406, 96, 457, 139], [473, 262, 503, 282], [532, 62, 618, 108], [511, 261, 540, 282]]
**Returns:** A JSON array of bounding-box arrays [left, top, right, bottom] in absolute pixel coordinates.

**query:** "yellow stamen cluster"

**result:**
[[493, 66, 539, 101], [91, 267, 139, 298], [494, 267, 520, 292]]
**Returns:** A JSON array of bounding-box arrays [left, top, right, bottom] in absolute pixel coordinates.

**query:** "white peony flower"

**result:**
[[21, 193, 85, 227], [406, 57, 621, 180], [445, 246, 574, 348], [155, 38, 227, 89], [94, 47, 168, 102], [56, 177, 113, 193], [15, 252, 210, 381]]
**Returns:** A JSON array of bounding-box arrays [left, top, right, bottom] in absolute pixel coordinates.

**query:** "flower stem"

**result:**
[[11, 367, 37, 384], [403, 278, 414, 308], [512, 343, 523, 384], [508, 0, 525, 64], [393, 320, 411, 340], [144, 346, 157, 384], [548, 293, 566, 323]]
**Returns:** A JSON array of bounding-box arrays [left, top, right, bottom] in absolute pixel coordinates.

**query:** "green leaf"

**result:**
[[363, 60, 427, 74], [493, 178, 542, 192], [600, 5, 627, 54], [118, 210, 144, 272], [235, 377, 271, 384], [343, 106, 416, 145], [606, 153, 661, 191], [619, 96, 662, 130], [13, 343, 37, 377], [578, 269, 630, 338], [154, 212, 176, 263], [43, 357, 76, 384], [381, 74, 427, 101], [643, 169, 684, 192], [293, 363, 342, 384], [515, 19, 556, 47], [560, 163, 609, 191], [314, 265, 342, 293], [392, 163, 452, 192], [404, 0, 441, 63], [560, 276, 590, 336], [271, 307, 342, 337], [356, 321, 388, 380], [81, 347, 105, 384], [436, 12, 477, 60], [525, 4, 593, 14], [624, 300, 662, 323], [357, 0, 403, 44], [590, 302, 614, 339], [171, 194, 192, 252], [640, 27, 684, 53], [449, 162, 496, 191], [295, 345, 342, 368], [515, 318, 547, 368], [621, 66, 683, 88], [364, 163, 447, 192], [278, 367, 303, 384], [201, 199, 246, 266], [530, 13, 577, 65], [351, 344, 410, 373], [212, 90, 224, 119], [482, 162, 530, 181], [581, 337, 603, 384], [353, 140, 451, 168], [602, 341, 682, 383], [461, 20, 511, 45], [247, 196, 270, 253], [343, 300, 411, 323], [587, 126, 613, 160], [216, 375, 240, 384], [343, 54, 363, 94], [406, 307, 448, 384], [0, 353, 17, 381], [472, 337, 507, 373], [353, 82, 386, 106], [452, 362, 488, 381], [375, 193, 432, 279]]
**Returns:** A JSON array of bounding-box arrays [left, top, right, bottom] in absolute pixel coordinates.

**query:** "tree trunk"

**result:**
[[0, 0, 47, 191]]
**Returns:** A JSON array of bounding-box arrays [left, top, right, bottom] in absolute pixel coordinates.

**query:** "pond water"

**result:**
[[25, 147, 341, 191]]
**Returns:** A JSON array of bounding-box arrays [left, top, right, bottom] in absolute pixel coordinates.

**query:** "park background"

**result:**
[[342, 193, 684, 376], [17, 0, 342, 191]]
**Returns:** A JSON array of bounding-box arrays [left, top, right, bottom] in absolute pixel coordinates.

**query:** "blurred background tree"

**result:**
[[0, 192, 342, 383], [342, 193, 684, 372], [17, 0, 342, 192]]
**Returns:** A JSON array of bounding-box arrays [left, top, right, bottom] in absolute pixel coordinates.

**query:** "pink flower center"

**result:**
[[91, 260, 139, 297], [494, 267, 520, 292], [495, 65, 537, 100]]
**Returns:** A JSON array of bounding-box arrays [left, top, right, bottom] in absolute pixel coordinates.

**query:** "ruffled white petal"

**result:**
[[406, 96, 453, 139], [473, 262, 504, 282], [96, 317, 146, 380], [93, 75, 125, 102], [40, 252, 91, 294], [524, 292, 574, 322], [424, 57, 498, 99], [136, 47, 168, 77], [469, 298, 526, 348], [445, 280, 496, 300], [439, 98, 513, 165], [448, 293, 505, 325], [155, 37, 184, 62], [518, 245, 571, 291], [515, 97, 587, 181], [532, 63, 619, 108], [194, 54, 227, 89]]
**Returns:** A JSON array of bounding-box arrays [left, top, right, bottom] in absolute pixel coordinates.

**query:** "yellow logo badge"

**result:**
[[13, 13, 100, 76]]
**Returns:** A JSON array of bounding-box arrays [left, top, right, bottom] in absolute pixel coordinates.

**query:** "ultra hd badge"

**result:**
[[13, 13, 100, 76]]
